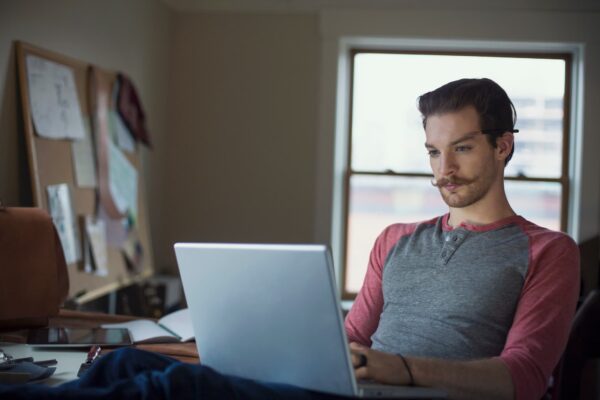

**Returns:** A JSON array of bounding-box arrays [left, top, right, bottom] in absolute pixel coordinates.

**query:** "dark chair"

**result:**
[[554, 289, 600, 399]]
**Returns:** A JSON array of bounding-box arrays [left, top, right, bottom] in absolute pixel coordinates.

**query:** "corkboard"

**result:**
[[15, 41, 154, 305]]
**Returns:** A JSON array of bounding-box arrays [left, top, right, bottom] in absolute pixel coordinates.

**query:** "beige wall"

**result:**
[[0, 0, 172, 269], [162, 12, 320, 269]]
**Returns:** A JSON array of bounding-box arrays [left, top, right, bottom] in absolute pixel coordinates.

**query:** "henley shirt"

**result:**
[[345, 214, 580, 400]]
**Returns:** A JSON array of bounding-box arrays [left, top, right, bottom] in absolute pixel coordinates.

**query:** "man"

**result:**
[[345, 78, 580, 400]]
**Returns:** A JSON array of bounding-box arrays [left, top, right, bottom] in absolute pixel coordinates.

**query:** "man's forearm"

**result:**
[[407, 357, 514, 400], [351, 343, 515, 399]]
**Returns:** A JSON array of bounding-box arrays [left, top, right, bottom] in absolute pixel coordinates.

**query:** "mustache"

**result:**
[[430, 177, 471, 188]]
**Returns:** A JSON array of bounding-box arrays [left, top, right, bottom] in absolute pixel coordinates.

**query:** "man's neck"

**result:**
[[447, 196, 516, 228]]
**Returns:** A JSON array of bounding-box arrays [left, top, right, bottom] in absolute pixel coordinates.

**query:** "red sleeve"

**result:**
[[344, 222, 420, 345], [498, 228, 580, 400]]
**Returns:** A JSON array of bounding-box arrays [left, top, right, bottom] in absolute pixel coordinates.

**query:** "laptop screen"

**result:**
[[175, 243, 357, 396]]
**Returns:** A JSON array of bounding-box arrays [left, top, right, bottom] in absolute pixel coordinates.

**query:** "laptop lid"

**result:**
[[174, 243, 358, 396]]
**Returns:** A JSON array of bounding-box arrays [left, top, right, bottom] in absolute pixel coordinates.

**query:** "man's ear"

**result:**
[[496, 132, 514, 162]]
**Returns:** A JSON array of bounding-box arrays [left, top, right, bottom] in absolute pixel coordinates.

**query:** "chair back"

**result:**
[[557, 289, 600, 399]]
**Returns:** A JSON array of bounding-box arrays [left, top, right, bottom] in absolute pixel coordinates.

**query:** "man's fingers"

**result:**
[[349, 343, 371, 380], [359, 354, 368, 367], [350, 346, 369, 368], [349, 342, 367, 351], [354, 366, 369, 380], [351, 352, 367, 368]]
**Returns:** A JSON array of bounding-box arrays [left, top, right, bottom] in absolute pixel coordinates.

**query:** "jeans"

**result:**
[[0, 347, 349, 400]]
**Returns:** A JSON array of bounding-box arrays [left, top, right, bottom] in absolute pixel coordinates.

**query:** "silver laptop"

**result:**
[[174, 243, 446, 399]]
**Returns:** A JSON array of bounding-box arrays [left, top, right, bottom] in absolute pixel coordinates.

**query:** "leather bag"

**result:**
[[0, 207, 69, 328]]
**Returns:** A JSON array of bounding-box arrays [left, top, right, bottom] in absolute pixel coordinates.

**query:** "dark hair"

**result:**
[[417, 78, 517, 165]]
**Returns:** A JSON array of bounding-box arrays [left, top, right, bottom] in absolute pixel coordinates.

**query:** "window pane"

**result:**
[[346, 52, 569, 296], [508, 96, 564, 178], [505, 180, 561, 231], [351, 53, 565, 178], [345, 175, 447, 293]]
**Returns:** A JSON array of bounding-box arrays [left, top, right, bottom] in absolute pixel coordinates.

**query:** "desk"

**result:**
[[0, 309, 199, 386]]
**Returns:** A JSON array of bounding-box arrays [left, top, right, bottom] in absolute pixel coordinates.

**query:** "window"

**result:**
[[342, 51, 571, 298]]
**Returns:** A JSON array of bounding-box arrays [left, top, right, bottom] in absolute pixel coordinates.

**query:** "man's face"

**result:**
[[424, 106, 503, 209]]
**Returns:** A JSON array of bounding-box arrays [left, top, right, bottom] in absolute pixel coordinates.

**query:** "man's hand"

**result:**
[[349, 342, 411, 385], [350, 342, 514, 400]]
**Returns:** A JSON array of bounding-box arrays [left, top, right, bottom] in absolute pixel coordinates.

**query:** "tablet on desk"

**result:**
[[27, 327, 132, 348]]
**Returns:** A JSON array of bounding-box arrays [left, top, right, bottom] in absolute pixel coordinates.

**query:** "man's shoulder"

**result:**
[[516, 217, 575, 242], [514, 217, 578, 254]]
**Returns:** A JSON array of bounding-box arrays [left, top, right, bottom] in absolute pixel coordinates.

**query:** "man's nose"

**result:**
[[438, 152, 457, 177]]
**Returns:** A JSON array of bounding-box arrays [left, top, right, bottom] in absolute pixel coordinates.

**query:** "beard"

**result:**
[[433, 167, 498, 209]]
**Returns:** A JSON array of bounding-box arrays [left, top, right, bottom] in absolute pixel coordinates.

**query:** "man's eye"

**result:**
[[427, 150, 440, 157], [456, 146, 472, 152]]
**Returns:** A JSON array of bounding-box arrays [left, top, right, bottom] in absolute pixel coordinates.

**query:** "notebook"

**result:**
[[174, 243, 446, 398], [101, 308, 194, 344]]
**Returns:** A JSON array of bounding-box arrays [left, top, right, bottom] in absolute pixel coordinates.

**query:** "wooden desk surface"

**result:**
[[0, 309, 199, 364]]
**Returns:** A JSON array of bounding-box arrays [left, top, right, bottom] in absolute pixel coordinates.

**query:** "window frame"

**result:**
[[340, 49, 573, 300]]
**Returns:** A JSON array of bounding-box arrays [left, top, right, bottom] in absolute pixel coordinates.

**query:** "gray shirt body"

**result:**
[[370, 217, 529, 359]]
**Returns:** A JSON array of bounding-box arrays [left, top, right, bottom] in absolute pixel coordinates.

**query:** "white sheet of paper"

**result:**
[[46, 184, 81, 265], [71, 117, 97, 188], [85, 216, 108, 276], [26, 54, 85, 140], [158, 308, 194, 342], [101, 320, 177, 344], [108, 141, 138, 222], [101, 309, 193, 343]]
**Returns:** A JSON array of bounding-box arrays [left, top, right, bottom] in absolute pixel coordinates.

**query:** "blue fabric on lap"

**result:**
[[0, 348, 349, 400]]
